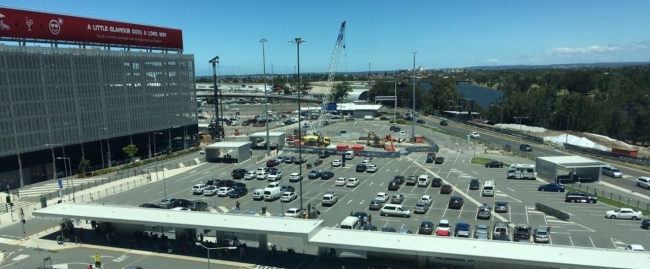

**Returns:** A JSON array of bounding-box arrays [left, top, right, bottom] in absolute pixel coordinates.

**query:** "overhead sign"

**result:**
[[374, 96, 396, 101], [0, 7, 183, 50]]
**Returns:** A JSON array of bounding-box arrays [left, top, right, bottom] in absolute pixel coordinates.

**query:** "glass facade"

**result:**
[[0, 45, 196, 157]]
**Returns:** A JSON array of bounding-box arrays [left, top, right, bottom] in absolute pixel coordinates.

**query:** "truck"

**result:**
[[513, 224, 532, 242], [492, 222, 510, 241], [302, 135, 331, 147], [507, 164, 537, 180]]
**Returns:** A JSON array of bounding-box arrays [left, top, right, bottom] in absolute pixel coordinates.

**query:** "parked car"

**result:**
[[469, 132, 480, 139], [448, 196, 464, 209], [519, 144, 533, 152], [434, 157, 445, 164], [606, 208, 643, 220], [188, 200, 209, 211], [391, 193, 405, 204], [320, 171, 335, 180], [319, 151, 331, 158], [477, 205, 491, 219], [416, 119, 425, 124], [533, 227, 550, 243], [431, 177, 443, 187], [369, 199, 384, 210], [469, 178, 480, 190], [602, 166, 623, 178], [494, 201, 509, 212], [440, 120, 448, 126], [266, 159, 280, 167], [440, 184, 453, 194], [538, 183, 565, 192], [454, 222, 471, 237], [414, 202, 429, 214], [418, 221, 435, 235], [308, 170, 322, 179], [289, 173, 303, 182]]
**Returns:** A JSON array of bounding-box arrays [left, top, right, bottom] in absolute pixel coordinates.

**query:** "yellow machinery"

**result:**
[[366, 132, 384, 148], [302, 135, 331, 147]]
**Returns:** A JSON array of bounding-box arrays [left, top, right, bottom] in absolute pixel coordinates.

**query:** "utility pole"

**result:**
[[260, 38, 271, 156], [411, 52, 417, 142], [514, 116, 529, 145]]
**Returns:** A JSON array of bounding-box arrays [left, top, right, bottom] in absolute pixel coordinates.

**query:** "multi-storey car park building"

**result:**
[[0, 7, 197, 189]]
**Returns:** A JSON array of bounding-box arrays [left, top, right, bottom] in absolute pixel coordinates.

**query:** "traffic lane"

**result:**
[[436, 121, 650, 194]]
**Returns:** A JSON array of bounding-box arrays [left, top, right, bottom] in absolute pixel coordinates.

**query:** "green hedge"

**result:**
[[78, 147, 200, 178]]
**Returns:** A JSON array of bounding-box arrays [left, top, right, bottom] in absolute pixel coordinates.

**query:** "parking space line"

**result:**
[[589, 237, 595, 248], [525, 206, 529, 223], [568, 236, 574, 246]]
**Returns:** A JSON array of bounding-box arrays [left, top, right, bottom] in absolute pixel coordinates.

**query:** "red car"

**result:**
[[440, 184, 453, 194], [435, 229, 450, 236], [266, 159, 280, 167], [283, 110, 292, 114]]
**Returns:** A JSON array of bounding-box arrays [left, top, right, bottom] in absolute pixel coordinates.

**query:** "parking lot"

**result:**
[[76, 119, 649, 252]]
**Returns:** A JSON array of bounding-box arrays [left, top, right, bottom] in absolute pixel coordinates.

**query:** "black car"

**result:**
[[241, 121, 250, 126], [389, 126, 399, 131], [393, 175, 405, 185], [416, 119, 425, 124], [356, 164, 367, 172], [217, 179, 235, 188], [440, 120, 448, 126], [379, 117, 389, 120], [469, 178, 480, 190], [485, 161, 504, 168], [388, 181, 400, 191], [231, 168, 247, 179], [139, 203, 161, 209], [173, 199, 191, 208], [319, 151, 331, 158], [308, 170, 322, 179], [381, 227, 397, 233], [564, 191, 597, 203], [642, 218, 650, 229], [419, 221, 434, 235], [206, 179, 217, 186], [519, 144, 533, 152], [233, 182, 246, 189], [431, 177, 443, 187], [363, 225, 378, 231], [320, 171, 335, 180], [353, 211, 368, 220], [229, 187, 248, 198], [448, 196, 464, 209], [434, 157, 445, 164], [187, 200, 208, 211]]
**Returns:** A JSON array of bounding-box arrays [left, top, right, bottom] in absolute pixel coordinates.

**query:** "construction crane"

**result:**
[[311, 21, 346, 136]]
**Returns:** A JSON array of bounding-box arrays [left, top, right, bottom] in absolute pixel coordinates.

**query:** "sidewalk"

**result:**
[[0, 163, 207, 229]]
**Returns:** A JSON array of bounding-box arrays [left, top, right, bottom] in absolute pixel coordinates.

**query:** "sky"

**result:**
[[2, 0, 650, 75]]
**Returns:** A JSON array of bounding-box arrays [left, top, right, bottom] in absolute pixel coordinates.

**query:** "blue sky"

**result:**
[[4, 0, 650, 75]]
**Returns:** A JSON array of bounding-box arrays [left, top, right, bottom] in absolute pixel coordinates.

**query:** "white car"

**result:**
[[284, 208, 302, 218], [470, 132, 480, 139], [375, 192, 390, 203], [605, 208, 643, 220], [276, 122, 285, 126], [267, 171, 282, 181], [244, 171, 256, 180], [256, 172, 268, 180], [436, 219, 451, 233], [289, 173, 302, 182], [625, 244, 646, 252], [281, 192, 297, 202], [199, 149, 205, 154], [172, 207, 191, 211], [203, 186, 218, 196], [419, 195, 433, 206], [361, 160, 372, 166], [335, 177, 347, 186], [256, 167, 266, 173], [217, 187, 233, 197], [346, 178, 360, 187], [399, 131, 407, 135], [192, 184, 206, 194], [366, 165, 378, 173], [331, 160, 342, 167], [635, 177, 650, 189]]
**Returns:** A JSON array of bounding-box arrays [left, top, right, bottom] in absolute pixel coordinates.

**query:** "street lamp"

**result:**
[[194, 242, 236, 269], [260, 38, 271, 156], [56, 157, 73, 202], [513, 116, 529, 144], [209, 56, 223, 140], [411, 52, 417, 142], [153, 132, 163, 156], [288, 37, 306, 214], [99, 127, 111, 168], [153, 132, 167, 199], [491, 104, 504, 124], [45, 143, 65, 201]]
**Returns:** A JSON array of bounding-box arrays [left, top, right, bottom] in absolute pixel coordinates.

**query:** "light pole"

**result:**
[[153, 132, 163, 156], [209, 56, 224, 139], [260, 38, 271, 156], [56, 157, 73, 202], [491, 104, 504, 124], [194, 243, 236, 269], [99, 127, 111, 168], [513, 116, 529, 144], [153, 132, 166, 199], [411, 52, 417, 142], [558, 112, 570, 145], [45, 143, 65, 201], [289, 37, 306, 214], [394, 81, 397, 122]]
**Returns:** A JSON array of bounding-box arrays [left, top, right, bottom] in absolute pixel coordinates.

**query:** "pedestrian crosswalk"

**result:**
[[11, 178, 104, 208]]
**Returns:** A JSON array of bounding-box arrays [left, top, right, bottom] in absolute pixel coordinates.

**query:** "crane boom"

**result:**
[[312, 21, 346, 136]]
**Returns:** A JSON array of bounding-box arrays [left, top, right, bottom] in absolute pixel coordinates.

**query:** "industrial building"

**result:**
[[301, 103, 382, 119], [0, 7, 196, 189]]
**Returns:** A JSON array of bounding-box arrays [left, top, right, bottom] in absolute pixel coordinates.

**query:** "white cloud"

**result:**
[[515, 40, 650, 65], [485, 58, 498, 64]]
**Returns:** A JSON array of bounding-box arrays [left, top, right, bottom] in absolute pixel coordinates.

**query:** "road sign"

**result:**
[[374, 96, 396, 101], [57, 179, 63, 189]]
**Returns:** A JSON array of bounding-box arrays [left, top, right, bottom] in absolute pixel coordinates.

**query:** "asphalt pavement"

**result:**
[[1, 118, 648, 267]]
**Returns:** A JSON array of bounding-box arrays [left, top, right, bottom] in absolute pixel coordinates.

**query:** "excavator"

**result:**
[[384, 135, 396, 152], [366, 132, 384, 148]]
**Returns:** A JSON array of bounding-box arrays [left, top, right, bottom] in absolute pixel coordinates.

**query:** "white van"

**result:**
[[482, 180, 495, 197], [364, 115, 374, 120], [417, 175, 430, 187], [340, 216, 360, 229], [252, 189, 265, 200], [264, 188, 282, 201], [345, 151, 355, 160]]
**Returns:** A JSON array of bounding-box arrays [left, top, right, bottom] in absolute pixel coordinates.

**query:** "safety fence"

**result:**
[[569, 182, 650, 213]]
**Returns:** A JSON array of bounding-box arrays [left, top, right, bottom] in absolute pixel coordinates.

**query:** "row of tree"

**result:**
[[367, 78, 461, 115], [473, 65, 650, 145]]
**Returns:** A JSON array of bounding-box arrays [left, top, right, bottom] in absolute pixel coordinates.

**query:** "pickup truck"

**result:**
[[492, 222, 510, 241], [513, 224, 532, 242]]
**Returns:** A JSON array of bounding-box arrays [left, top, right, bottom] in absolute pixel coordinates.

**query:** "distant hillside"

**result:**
[[468, 61, 650, 70]]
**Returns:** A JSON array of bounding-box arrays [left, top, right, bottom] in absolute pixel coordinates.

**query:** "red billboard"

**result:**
[[0, 7, 183, 50]]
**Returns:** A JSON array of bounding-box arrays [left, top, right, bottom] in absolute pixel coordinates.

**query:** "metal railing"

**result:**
[[569, 182, 650, 212]]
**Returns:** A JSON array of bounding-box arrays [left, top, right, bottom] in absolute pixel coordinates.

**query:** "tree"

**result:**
[[331, 81, 352, 102], [122, 144, 139, 161], [78, 158, 90, 178]]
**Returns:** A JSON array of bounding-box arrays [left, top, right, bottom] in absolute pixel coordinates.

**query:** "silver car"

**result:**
[[533, 227, 550, 243], [494, 201, 508, 213], [391, 193, 405, 204], [414, 202, 429, 214], [369, 199, 384, 210], [474, 224, 490, 239]]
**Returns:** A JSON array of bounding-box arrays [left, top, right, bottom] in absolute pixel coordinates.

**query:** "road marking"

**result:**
[[472, 171, 478, 174], [368, 182, 374, 186], [359, 200, 364, 205], [589, 237, 596, 248], [143, 188, 153, 193], [204, 171, 210, 175], [568, 236, 574, 247], [218, 206, 229, 212], [190, 170, 196, 174], [507, 187, 515, 192], [347, 199, 353, 204]]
